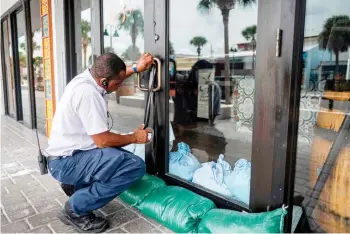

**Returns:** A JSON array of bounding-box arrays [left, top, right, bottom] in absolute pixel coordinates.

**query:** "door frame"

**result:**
[[1, 17, 11, 116], [10, 6, 25, 123], [146, 0, 306, 231], [1, 0, 38, 129]]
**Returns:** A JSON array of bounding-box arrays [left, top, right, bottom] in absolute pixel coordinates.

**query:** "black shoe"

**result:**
[[60, 183, 76, 197], [59, 202, 108, 233]]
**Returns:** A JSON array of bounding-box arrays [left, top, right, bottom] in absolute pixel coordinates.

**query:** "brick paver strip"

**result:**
[[159, 225, 174, 233], [25, 225, 53, 233], [144, 216, 162, 228], [27, 210, 60, 227], [107, 227, 127, 233], [1, 178, 13, 187], [1, 214, 9, 226], [100, 199, 125, 216], [123, 218, 155, 233], [149, 228, 163, 233], [1, 192, 27, 207], [49, 220, 75, 233], [1, 220, 30, 233], [4, 202, 36, 222], [32, 199, 62, 213], [107, 208, 139, 229]]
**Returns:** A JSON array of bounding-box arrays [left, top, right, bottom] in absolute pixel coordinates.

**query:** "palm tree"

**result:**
[[169, 41, 175, 55], [121, 45, 141, 61], [19, 42, 39, 68], [104, 46, 115, 53], [242, 25, 257, 71], [242, 25, 256, 45], [20, 41, 40, 52], [118, 9, 144, 62], [198, 0, 256, 104], [190, 36, 208, 58], [33, 56, 43, 76], [81, 20, 91, 69], [318, 15, 350, 76], [19, 51, 27, 68]]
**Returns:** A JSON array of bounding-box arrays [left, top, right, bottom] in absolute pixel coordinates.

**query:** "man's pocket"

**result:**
[[48, 157, 77, 184]]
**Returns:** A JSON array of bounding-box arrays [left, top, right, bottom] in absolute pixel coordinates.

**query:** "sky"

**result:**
[[13, 0, 350, 63], [304, 0, 350, 37], [81, 0, 259, 59], [80, 0, 350, 59]]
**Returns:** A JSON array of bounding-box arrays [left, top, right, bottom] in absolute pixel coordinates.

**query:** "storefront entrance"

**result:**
[[72, 0, 306, 231], [44, 0, 350, 232], [1, 0, 349, 232]]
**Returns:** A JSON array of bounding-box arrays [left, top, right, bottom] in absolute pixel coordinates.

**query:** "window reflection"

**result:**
[[16, 10, 31, 127], [168, 0, 257, 206], [31, 0, 45, 134], [295, 0, 350, 232], [102, 0, 145, 159], [80, 0, 92, 71], [2, 19, 16, 117]]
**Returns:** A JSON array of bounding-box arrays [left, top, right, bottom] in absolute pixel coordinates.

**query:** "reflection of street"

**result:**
[[34, 90, 46, 134], [30, 89, 317, 159], [21, 90, 47, 135]]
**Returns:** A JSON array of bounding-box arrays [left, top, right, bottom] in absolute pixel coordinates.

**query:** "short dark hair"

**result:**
[[91, 53, 126, 80]]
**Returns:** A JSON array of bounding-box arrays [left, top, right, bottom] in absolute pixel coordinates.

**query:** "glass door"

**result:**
[[146, 0, 309, 219], [8, 8, 33, 127], [293, 0, 350, 232], [166, 0, 258, 209], [1, 18, 16, 118], [101, 0, 147, 160], [142, 0, 261, 211], [72, 0, 94, 74]]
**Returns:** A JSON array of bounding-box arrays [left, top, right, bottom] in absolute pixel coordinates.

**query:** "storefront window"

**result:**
[[81, 0, 92, 71], [295, 0, 350, 232], [103, 0, 145, 138], [2, 19, 16, 118], [16, 10, 31, 127], [168, 0, 258, 206], [30, 0, 45, 134], [71, 0, 93, 73]]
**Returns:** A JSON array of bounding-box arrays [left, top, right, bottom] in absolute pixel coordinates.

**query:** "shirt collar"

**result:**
[[83, 69, 107, 95]]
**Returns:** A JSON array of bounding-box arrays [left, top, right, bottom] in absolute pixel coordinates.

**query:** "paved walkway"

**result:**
[[0, 116, 172, 233]]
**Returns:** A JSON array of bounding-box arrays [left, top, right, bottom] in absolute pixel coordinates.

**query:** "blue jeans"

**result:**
[[48, 147, 146, 216]]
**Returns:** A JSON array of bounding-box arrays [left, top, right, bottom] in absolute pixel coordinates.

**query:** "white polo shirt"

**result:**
[[45, 69, 109, 156]]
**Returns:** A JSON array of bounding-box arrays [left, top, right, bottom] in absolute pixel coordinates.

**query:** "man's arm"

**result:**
[[125, 53, 154, 78], [91, 131, 136, 148], [91, 125, 152, 148], [125, 66, 137, 78]]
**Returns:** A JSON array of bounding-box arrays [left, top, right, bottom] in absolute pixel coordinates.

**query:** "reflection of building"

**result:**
[[236, 42, 254, 51], [303, 36, 349, 90]]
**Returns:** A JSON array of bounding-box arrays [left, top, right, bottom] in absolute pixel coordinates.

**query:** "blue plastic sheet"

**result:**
[[122, 121, 176, 160], [224, 158, 251, 205], [192, 154, 232, 197], [169, 142, 201, 181]]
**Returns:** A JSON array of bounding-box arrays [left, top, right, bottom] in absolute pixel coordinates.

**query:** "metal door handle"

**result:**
[[137, 58, 162, 92]]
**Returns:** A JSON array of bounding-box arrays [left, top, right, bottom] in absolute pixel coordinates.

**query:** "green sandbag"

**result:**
[[197, 208, 288, 233], [119, 174, 166, 206], [137, 186, 216, 233]]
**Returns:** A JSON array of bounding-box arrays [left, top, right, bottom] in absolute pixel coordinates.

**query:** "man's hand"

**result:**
[[132, 124, 152, 144], [136, 53, 154, 72]]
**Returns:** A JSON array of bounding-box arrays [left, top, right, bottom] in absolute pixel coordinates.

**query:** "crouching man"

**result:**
[[44, 52, 154, 233]]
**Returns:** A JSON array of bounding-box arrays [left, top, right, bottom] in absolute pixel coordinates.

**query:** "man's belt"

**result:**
[[47, 156, 61, 162]]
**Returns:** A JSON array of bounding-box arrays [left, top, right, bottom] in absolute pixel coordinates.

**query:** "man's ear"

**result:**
[[101, 78, 109, 88]]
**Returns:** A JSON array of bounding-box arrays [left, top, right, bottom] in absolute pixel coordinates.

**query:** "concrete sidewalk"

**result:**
[[1, 116, 172, 233]]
